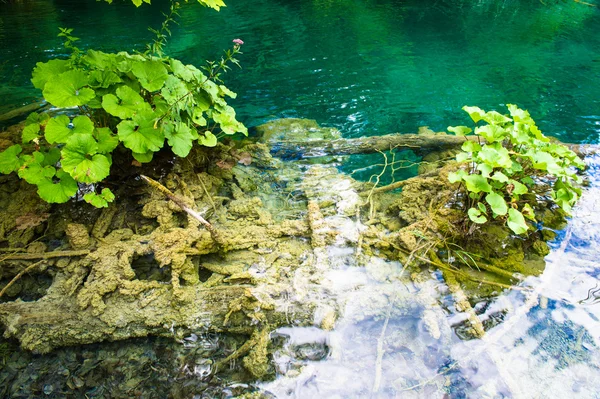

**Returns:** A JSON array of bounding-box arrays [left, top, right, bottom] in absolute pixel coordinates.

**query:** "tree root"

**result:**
[[0, 260, 46, 299], [0, 250, 90, 261]]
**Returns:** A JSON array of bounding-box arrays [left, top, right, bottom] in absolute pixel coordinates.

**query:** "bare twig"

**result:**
[[0, 260, 45, 299]]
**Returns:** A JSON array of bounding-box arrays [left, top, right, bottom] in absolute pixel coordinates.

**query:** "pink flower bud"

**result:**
[[233, 39, 244, 46]]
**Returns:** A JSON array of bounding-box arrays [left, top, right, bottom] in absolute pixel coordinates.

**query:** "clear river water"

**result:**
[[0, 0, 600, 398]]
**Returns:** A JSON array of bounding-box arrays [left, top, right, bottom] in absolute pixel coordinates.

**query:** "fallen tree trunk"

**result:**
[[270, 133, 599, 158], [0, 283, 313, 354]]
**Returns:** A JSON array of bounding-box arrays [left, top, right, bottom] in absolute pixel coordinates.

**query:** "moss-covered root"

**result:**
[[214, 327, 272, 379]]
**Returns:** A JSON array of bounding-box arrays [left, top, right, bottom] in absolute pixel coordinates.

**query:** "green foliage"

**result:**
[[448, 104, 585, 235], [0, 0, 246, 208], [103, 0, 226, 11]]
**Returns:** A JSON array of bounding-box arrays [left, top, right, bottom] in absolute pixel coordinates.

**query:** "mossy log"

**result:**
[[0, 283, 313, 354], [270, 133, 598, 158]]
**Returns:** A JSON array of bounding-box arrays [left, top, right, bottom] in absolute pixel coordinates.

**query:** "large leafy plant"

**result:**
[[447, 105, 585, 235], [0, 1, 246, 208]]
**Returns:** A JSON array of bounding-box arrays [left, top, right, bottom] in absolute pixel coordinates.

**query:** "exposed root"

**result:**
[[0, 260, 45, 299]]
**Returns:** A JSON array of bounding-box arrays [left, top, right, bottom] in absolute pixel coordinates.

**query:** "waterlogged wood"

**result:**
[[0, 101, 48, 123], [270, 133, 598, 158], [0, 284, 313, 353]]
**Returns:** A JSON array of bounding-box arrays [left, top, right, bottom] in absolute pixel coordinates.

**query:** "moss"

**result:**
[[242, 328, 271, 379]]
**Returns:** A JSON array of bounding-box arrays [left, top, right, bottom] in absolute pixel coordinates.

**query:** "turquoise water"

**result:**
[[1, 1, 600, 398], [1, 0, 600, 142]]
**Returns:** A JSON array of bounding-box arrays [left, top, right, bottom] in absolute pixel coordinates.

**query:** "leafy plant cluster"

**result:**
[[0, 1, 246, 208], [447, 104, 585, 235]]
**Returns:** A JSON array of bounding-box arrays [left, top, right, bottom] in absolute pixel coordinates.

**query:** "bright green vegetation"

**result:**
[[0, 0, 246, 208], [448, 105, 585, 235], [104, 0, 226, 10]]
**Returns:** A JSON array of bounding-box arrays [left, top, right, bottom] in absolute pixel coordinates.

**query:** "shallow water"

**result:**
[[1, 0, 600, 398]]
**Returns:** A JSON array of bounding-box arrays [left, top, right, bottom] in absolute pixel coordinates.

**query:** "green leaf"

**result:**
[[31, 59, 70, 90], [483, 111, 512, 125], [117, 110, 164, 153], [468, 208, 487, 224], [475, 124, 507, 143], [521, 177, 535, 186], [0, 144, 22, 174], [490, 171, 509, 183], [485, 192, 508, 216], [198, 0, 226, 11], [45, 115, 94, 144], [456, 152, 470, 163], [22, 123, 41, 143], [531, 150, 561, 174], [161, 75, 190, 105], [61, 134, 111, 183], [36, 170, 78, 204], [83, 188, 115, 208], [477, 202, 487, 214], [41, 148, 61, 166], [463, 174, 492, 194], [102, 85, 148, 119], [192, 108, 207, 126], [506, 104, 533, 124], [212, 105, 247, 135], [463, 106, 485, 123], [43, 70, 95, 108], [94, 128, 120, 154], [448, 169, 467, 184], [18, 161, 55, 185], [507, 208, 528, 235], [198, 131, 218, 147], [170, 59, 204, 82], [478, 144, 512, 168], [521, 203, 536, 221], [509, 179, 528, 195], [448, 125, 473, 136], [476, 163, 493, 177], [131, 60, 168, 92], [461, 140, 481, 153], [164, 122, 198, 157], [218, 85, 237, 99], [89, 70, 123, 88], [132, 151, 154, 163]]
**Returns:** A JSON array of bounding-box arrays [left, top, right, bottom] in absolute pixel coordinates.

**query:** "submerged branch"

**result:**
[[270, 133, 598, 159]]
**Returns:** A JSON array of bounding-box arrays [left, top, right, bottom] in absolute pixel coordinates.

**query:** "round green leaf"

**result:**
[[31, 59, 70, 90], [0, 144, 23, 174], [43, 70, 95, 108], [212, 105, 247, 135], [463, 106, 485, 123], [117, 111, 164, 154], [448, 126, 472, 136], [164, 122, 198, 157], [485, 192, 508, 216], [61, 134, 111, 183], [161, 75, 190, 105], [509, 179, 528, 195], [36, 170, 78, 204], [475, 124, 507, 143], [468, 208, 487, 224], [94, 128, 120, 154], [131, 60, 168, 92], [45, 115, 94, 144], [198, 131, 218, 147], [448, 169, 467, 184], [102, 85, 148, 119], [507, 208, 528, 235], [132, 151, 154, 163], [84, 188, 115, 208], [463, 174, 492, 194], [461, 141, 481, 153], [483, 111, 512, 125], [478, 144, 512, 169], [22, 123, 41, 143]]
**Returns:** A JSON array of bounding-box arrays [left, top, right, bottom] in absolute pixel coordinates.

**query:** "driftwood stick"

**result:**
[[140, 175, 222, 244], [0, 250, 89, 261], [0, 260, 45, 298], [270, 133, 598, 159]]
